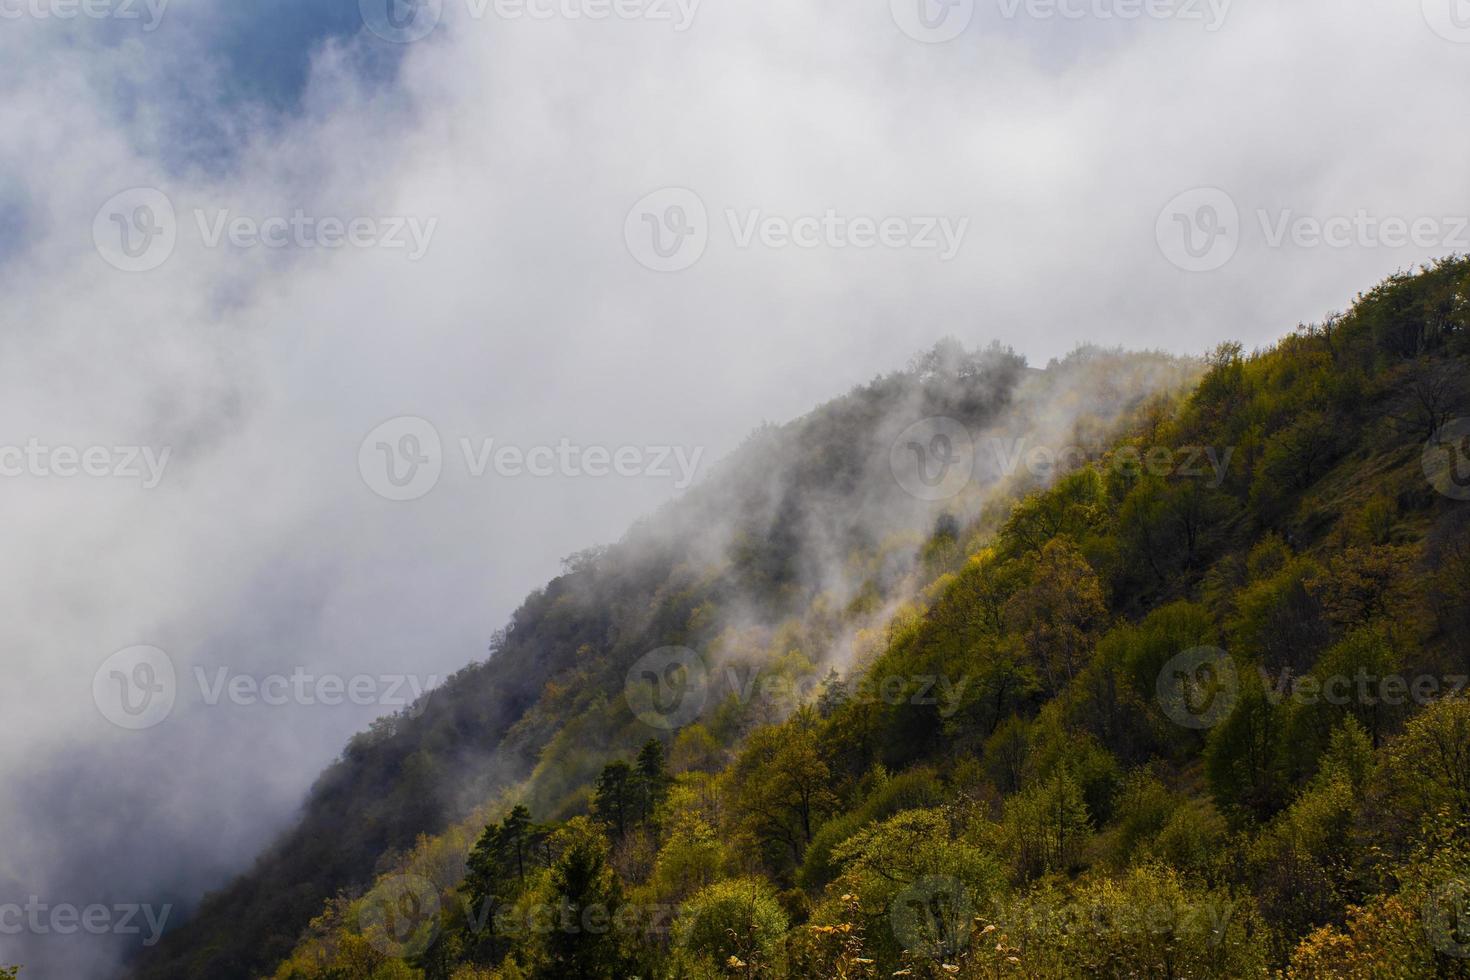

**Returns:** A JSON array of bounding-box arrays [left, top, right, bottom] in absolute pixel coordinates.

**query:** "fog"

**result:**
[[1, 0, 1467, 974]]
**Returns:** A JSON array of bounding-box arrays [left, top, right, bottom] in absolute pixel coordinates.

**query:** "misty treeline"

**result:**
[[128, 258, 1470, 979]]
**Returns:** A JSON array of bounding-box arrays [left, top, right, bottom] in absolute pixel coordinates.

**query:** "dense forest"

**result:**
[[123, 258, 1470, 979]]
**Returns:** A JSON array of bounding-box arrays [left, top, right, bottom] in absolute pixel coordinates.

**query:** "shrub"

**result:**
[[677, 877, 788, 970]]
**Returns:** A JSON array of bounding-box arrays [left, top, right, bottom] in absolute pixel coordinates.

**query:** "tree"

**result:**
[[1374, 695, 1470, 839], [829, 807, 1002, 965], [1305, 545, 1418, 634], [1001, 769, 1092, 880], [982, 715, 1032, 794], [998, 472, 1105, 560], [1004, 537, 1108, 691], [500, 805, 533, 883], [1227, 556, 1330, 673], [647, 811, 728, 905], [1304, 626, 1405, 748], [460, 804, 537, 964], [1247, 719, 1374, 958], [1250, 411, 1344, 519], [670, 723, 724, 774], [1009, 866, 1269, 979], [729, 712, 838, 868], [633, 739, 671, 825], [943, 637, 1040, 743], [1384, 357, 1469, 441], [1205, 671, 1291, 821], [592, 762, 633, 841], [677, 878, 788, 971], [816, 668, 848, 719], [534, 818, 628, 980], [1118, 476, 1235, 586]]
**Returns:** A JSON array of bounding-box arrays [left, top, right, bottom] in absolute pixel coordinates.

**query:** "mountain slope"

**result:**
[[133, 342, 1194, 979], [137, 258, 1470, 980]]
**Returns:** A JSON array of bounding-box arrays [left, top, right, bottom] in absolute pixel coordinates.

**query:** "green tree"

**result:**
[[1205, 671, 1291, 821], [1004, 537, 1108, 692], [677, 877, 788, 972], [1001, 769, 1092, 880], [729, 712, 838, 868], [591, 762, 633, 840], [633, 739, 671, 825], [534, 818, 628, 980], [828, 807, 1002, 965]]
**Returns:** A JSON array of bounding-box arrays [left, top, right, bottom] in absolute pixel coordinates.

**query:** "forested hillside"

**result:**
[[134, 259, 1470, 980]]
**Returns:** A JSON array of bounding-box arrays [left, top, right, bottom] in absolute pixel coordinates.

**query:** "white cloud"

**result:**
[[1, 1, 1466, 974]]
